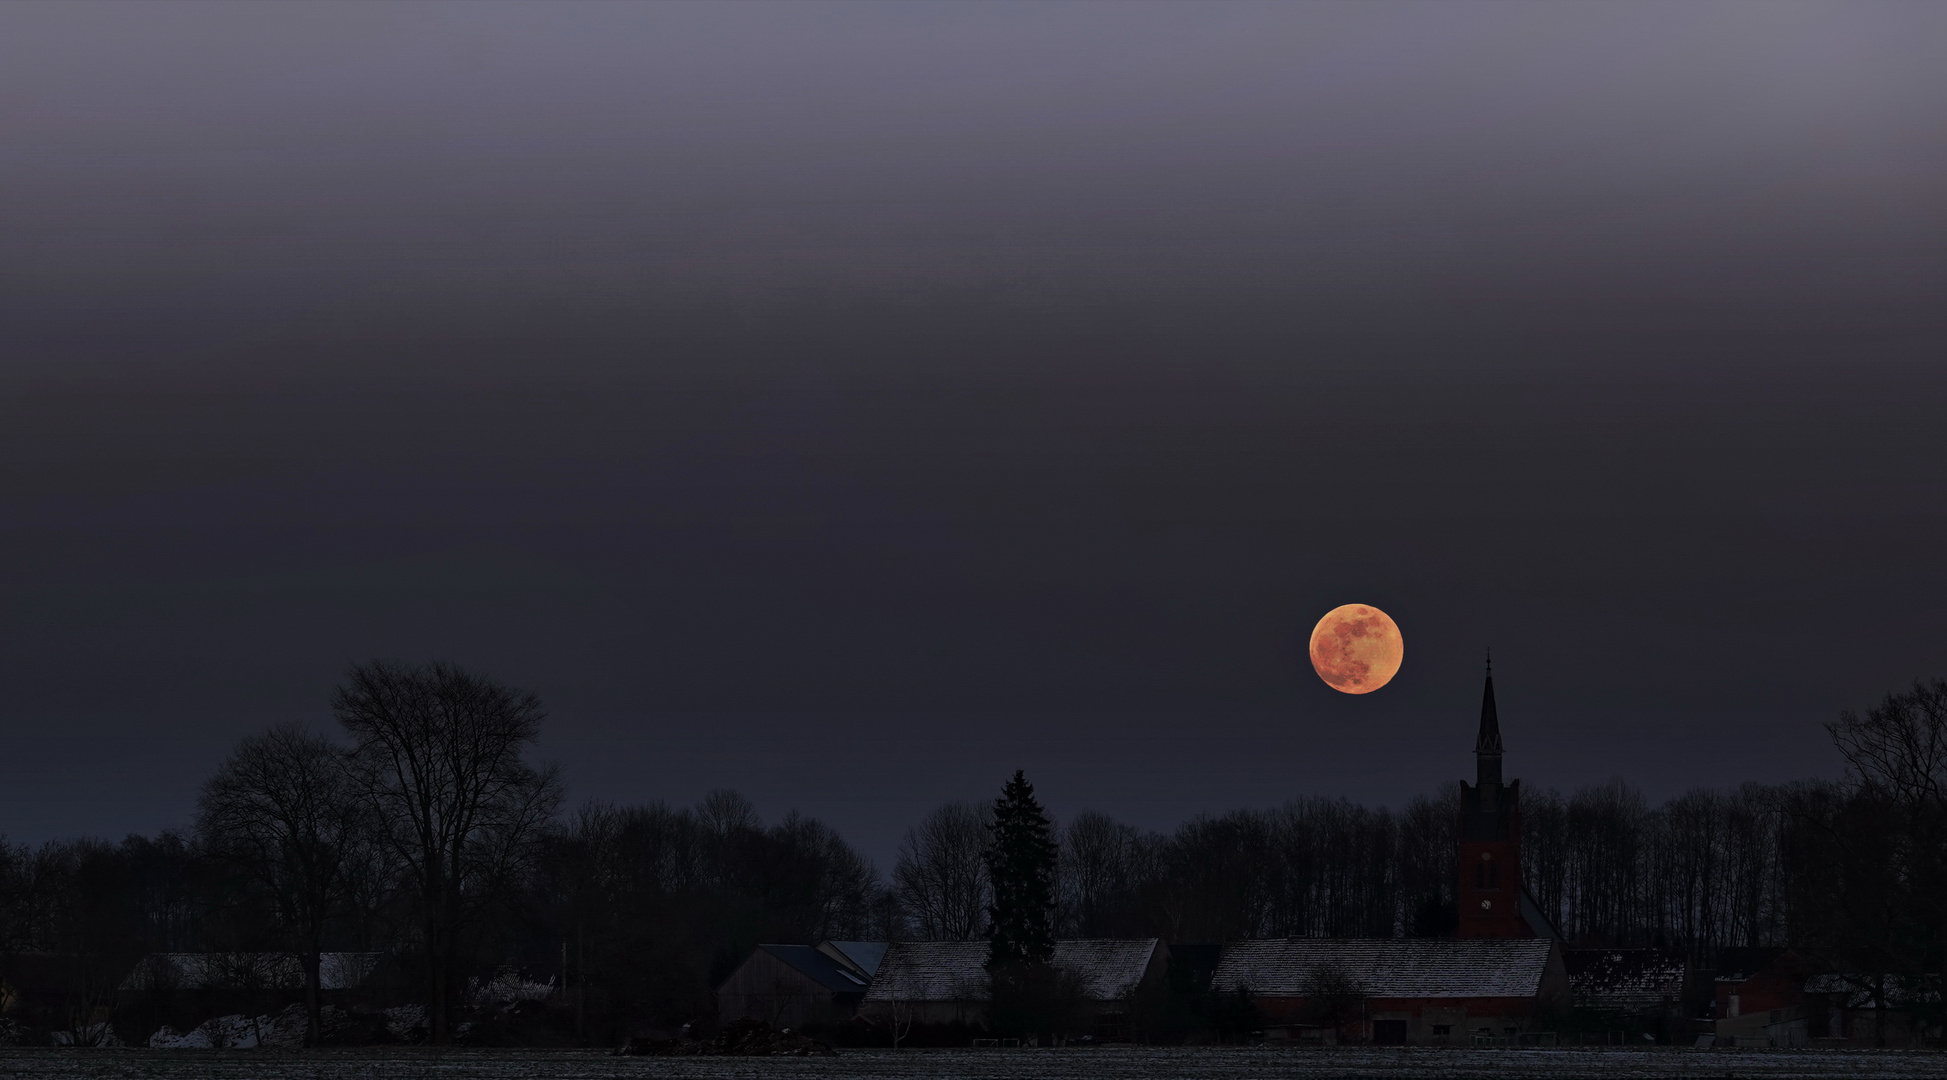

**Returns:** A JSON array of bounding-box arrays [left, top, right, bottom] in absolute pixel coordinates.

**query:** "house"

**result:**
[[1211, 937, 1570, 1045], [1712, 948, 1810, 1047], [858, 939, 1168, 1037]]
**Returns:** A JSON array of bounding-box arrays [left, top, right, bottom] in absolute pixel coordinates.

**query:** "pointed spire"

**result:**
[[1476, 654, 1503, 756]]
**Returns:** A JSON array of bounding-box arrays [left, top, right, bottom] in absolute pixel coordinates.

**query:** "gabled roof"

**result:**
[[1051, 939, 1165, 999], [1212, 938, 1555, 1000], [862, 939, 1162, 1004], [820, 940, 888, 978], [1565, 948, 1688, 1011], [860, 941, 987, 1003], [756, 945, 872, 994]]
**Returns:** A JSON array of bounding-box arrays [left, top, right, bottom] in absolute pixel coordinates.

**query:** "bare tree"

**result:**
[[893, 802, 990, 940], [1061, 811, 1140, 937], [333, 660, 563, 1044], [1301, 959, 1364, 1034], [1828, 679, 1947, 1017], [198, 724, 368, 1045]]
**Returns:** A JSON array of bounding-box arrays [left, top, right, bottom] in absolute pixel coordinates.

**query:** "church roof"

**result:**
[[1476, 669, 1503, 755]]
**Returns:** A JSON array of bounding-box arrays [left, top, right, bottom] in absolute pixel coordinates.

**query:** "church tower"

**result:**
[[1456, 659, 1532, 938]]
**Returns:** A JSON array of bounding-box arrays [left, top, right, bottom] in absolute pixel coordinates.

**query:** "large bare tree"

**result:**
[[1828, 679, 1947, 1021], [198, 724, 368, 1045], [333, 660, 563, 1044], [892, 801, 990, 940]]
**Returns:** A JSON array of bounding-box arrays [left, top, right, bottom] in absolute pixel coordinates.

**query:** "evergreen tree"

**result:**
[[985, 770, 1057, 968]]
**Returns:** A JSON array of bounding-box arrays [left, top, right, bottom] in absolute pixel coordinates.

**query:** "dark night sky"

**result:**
[[3, 1, 1944, 865]]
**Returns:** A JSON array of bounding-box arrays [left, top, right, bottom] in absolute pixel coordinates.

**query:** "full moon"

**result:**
[[1309, 604, 1404, 694]]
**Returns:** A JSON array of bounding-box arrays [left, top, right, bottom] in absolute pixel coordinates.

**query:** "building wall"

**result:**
[[1257, 994, 1553, 1045], [860, 942, 1170, 1037], [1716, 968, 1804, 1018], [1457, 779, 1530, 939], [716, 951, 856, 1029]]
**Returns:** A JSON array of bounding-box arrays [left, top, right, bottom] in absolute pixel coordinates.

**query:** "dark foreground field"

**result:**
[[3, 1047, 1946, 1080]]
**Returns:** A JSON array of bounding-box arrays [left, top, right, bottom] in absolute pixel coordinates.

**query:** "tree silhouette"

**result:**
[[985, 770, 1056, 968], [198, 724, 369, 1045], [333, 660, 562, 1044]]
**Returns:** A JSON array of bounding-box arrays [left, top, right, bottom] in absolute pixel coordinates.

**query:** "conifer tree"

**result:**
[[985, 769, 1057, 969]]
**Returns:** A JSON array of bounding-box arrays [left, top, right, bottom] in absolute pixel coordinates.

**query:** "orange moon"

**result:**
[[1309, 604, 1404, 694]]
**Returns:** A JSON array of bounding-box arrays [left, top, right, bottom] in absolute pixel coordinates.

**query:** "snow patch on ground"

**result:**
[[149, 1004, 307, 1049], [472, 970, 557, 1008], [384, 1004, 428, 1043], [49, 1022, 122, 1047]]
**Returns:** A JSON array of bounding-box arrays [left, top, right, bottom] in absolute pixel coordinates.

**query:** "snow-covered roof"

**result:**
[[1565, 948, 1688, 1012], [1052, 939, 1165, 999], [862, 939, 1161, 1004], [1804, 973, 1931, 1007], [123, 952, 383, 992], [1212, 938, 1555, 1000]]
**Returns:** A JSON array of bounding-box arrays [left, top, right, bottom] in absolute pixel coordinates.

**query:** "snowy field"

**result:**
[[3, 1047, 1947, 1080]]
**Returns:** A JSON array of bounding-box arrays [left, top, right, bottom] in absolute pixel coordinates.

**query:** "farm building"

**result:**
[[858, 939, 1168, 1037], [1564, 949, 1691, 1016], [1712, 948, 1813, 1047], [1211, 937, 1570, 1045], [1562, 947, 1698, 1041], [715, 944, 873, 1029]]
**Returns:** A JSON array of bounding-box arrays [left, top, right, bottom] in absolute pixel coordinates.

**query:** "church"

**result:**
[[1209, 665, 1571, 1045], [1459, 663, 1563, 941]]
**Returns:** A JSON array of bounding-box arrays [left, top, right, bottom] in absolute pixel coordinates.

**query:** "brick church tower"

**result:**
[[1456, 660, 1533, 938]]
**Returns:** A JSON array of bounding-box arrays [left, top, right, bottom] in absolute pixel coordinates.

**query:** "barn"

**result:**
[[1561, 947, 1698, 1043], [1210, 937, 1569, 1045], [715, 944, 873, 1029], [858, 939, 1167, 1038]]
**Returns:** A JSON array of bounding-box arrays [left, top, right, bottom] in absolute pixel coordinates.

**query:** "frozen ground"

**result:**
[[1, 1046, 1944, 1080]]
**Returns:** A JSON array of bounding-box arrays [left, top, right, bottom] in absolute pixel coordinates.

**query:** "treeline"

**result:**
[[1, 665, 1942, 1046], [897, 780, 1801, 950]]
